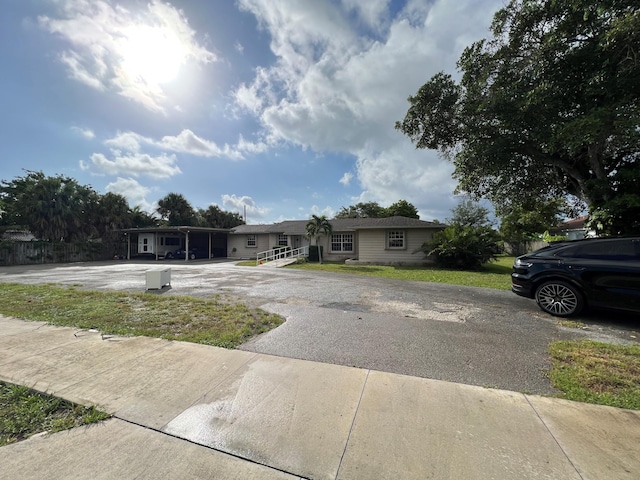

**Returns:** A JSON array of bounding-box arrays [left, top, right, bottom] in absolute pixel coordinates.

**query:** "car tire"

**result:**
[[165, 252, 173, 259], [535, 280, 584, 317], [189, 253, 196, 260]]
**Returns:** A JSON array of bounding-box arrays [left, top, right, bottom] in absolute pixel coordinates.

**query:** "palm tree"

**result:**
[[93, 192, 133, 239], [305, 215, 332, 264], [130, 206, 157, 228], [156, 193, 196, 226]]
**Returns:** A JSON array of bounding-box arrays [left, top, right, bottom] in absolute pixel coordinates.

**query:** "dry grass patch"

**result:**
[[0, 283, 283, 348]]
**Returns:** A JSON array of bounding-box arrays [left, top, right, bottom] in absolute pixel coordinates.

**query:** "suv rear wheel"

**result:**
[[535, 280, 584, 317]]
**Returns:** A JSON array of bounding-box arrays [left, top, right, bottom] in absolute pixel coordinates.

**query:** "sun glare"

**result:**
[[120, 26, 186, 86]]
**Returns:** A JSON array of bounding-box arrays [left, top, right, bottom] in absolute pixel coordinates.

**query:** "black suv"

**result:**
[[512, 237, 640, 317]]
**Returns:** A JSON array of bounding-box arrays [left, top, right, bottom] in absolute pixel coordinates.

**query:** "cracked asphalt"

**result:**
[[1, 259, 638, 395]]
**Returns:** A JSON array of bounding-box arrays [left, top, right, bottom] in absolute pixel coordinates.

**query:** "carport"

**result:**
[[119, 226, 230, 261]]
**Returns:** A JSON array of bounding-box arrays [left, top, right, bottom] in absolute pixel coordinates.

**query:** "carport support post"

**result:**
[[208, 233, 212, 259], [126, 233, 130, 260], [185, 231, 189, 262]]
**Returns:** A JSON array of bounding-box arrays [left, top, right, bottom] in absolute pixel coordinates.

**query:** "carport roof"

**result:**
[[118, 226, 230, 234]]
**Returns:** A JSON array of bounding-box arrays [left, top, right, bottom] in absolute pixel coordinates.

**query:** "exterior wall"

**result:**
[[289, 235, 307, 249], [228, 233, 312, 259], [357, 229, 436, 265], [138, 233, 183, 257], [227, 225, 441, 263], [227, 233, 270, 259], [322, 231, 358, 262]]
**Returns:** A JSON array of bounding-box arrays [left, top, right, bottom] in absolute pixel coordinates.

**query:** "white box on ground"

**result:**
[[146, 268, 171, 290]]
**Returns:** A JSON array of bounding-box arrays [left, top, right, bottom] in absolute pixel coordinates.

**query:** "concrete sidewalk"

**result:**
[[0, 315, 638, 480]]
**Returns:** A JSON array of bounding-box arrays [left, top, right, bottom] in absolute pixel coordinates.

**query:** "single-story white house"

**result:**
[[551, 215, 595, 240], [228, 216, 446, 265]]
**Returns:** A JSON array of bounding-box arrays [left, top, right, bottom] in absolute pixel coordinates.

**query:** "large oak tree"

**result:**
[[335, 200, 419, 219], [396, 0, 639, 235]]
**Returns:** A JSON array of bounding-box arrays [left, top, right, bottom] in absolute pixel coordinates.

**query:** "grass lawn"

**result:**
[[0, 381, 110, 447], [549, 340, 640, 410], [242, 256, 515, 291], [0, 283, 283, 348]]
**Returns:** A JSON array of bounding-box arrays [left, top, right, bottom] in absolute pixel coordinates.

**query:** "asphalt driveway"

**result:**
[[1, 259, 638, 395]]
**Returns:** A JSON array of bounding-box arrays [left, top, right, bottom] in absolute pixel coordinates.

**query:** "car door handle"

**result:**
[[568, 266, 586, 271]]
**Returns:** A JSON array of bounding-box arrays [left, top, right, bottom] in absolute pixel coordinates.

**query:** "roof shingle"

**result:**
[[230, 216, 445, 235]]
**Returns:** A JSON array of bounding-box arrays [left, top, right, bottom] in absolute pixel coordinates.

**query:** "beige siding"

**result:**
[[227, 234, 270, 259], [321, 231, 358, 262], [358, 229, 435, 265], [228, 227, 438, 264]]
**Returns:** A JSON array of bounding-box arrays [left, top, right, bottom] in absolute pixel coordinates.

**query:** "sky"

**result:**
[[1, 0, 504, 224]]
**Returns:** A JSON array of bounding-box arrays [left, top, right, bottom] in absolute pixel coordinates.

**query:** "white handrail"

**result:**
[[256, 245, 309, 266]]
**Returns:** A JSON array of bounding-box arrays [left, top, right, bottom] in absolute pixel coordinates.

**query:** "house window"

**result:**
[[277, 234, 288, 246], [331, 234, 353, 252], [246, 235, 256, 248], [387, 230, 405, 249]]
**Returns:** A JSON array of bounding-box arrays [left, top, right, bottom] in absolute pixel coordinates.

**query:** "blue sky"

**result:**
[[1, 0, 503, 224]]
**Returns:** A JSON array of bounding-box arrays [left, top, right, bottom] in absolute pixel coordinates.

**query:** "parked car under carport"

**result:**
[[171, 247, 211, 260]]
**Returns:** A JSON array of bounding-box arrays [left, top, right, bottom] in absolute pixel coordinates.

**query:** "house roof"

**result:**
[[556, 216, 588, 231], [230, 216, 445, 235]]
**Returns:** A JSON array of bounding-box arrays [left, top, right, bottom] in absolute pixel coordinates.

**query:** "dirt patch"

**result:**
[[360, 292, 480, 323]]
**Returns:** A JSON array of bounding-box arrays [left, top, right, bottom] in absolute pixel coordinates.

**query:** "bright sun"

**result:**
[[120, 26, 186, 86]]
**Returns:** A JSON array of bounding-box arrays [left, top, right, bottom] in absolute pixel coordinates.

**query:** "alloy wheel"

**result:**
[[536, 282, 582, 317]]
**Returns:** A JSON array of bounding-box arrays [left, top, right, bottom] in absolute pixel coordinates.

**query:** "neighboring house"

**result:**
[[551, 216, 595, 240], [228, 216, 446, 265], [1, 229, 36, 241]]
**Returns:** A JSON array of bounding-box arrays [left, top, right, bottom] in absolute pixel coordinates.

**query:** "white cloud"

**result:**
[[236, 134, 269, 154], [103, 129, 246, 159], [38, 0, 216, 112], [234, 0, 502, 220], [105, 177, 154, 212], [339, 172, 353, 186], [355, 143, 459, 220], [157, 130, 242, 159], [222, 194, 270, 220], [233, 67, 274, 115], [105, 131, 145, 153], [60, 51, 106, 90], [71, 126, 95, 139], [87, 151, 181, 179], [341, 0, 391, 31], [309, 204, 336, 218]]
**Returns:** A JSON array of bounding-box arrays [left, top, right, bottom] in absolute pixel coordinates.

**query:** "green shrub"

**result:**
[[542, 230, 568, 243], [418, 225, 502, 270]]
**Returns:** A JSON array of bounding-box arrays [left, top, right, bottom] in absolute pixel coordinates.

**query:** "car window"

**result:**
[[560, 240, 638, 260]]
